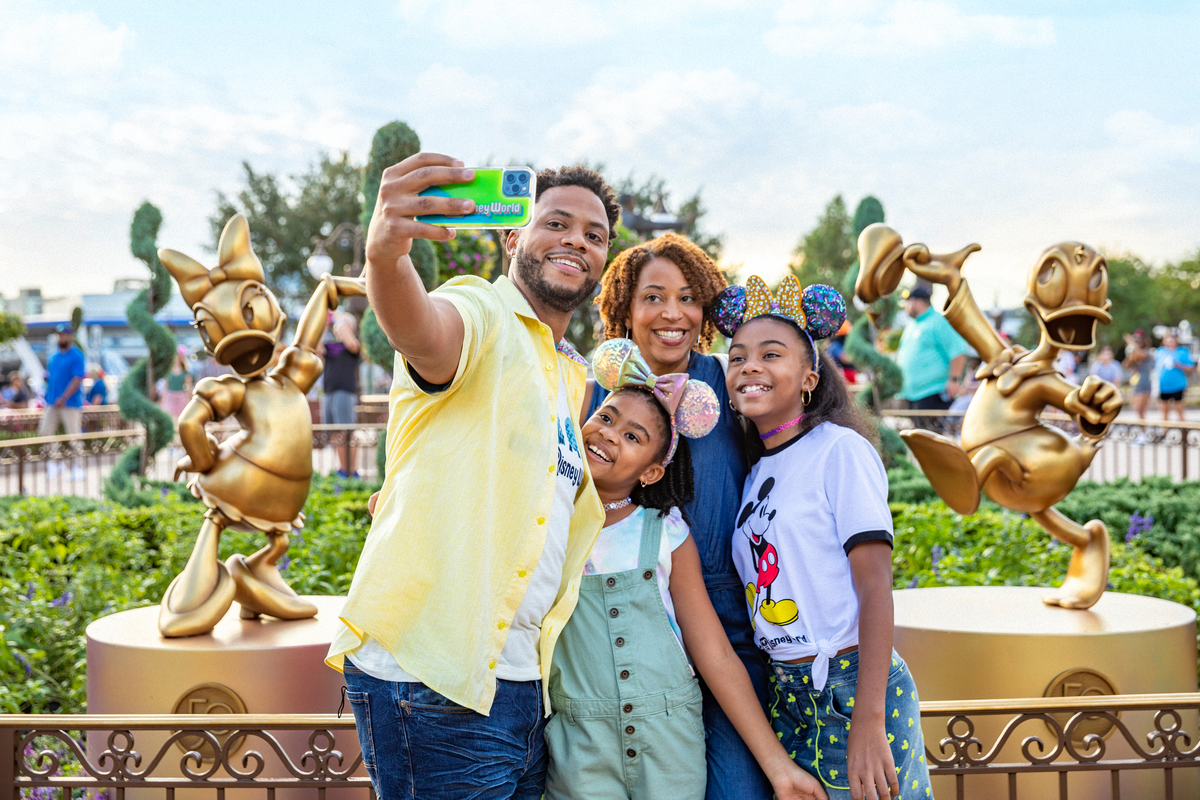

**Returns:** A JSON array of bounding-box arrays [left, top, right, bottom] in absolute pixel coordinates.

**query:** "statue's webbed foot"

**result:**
[[1041, 519, 1110, 610], [228, 548, 317, 621], [158, 562, 236, 637]]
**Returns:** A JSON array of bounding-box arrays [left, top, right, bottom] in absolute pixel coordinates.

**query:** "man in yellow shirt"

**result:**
[[327, 152, 614, 799]]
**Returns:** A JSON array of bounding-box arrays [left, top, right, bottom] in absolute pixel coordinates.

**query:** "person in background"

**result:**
[[86, 366, 108, 405], [322, 310, 361, 478], [826, 321, 856, 385], [160, 345, 194, 419], [1155, 331, 1195, 422], [3, 372, 29, 409], [1088, 345, 1123, 387], [39, 325, 86, 435], [895, 285, 969, 413], [1123, 331, 1153, 420], [1054, 349, 1078, 385]]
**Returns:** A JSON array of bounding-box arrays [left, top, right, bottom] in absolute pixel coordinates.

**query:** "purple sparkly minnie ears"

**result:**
[[592, 339, 720, 465], [712, 275, 847, 371]]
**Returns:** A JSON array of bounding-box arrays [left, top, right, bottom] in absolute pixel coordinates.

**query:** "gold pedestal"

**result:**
[[86, 596, 364, 800], [895, 587, 1197, 799]]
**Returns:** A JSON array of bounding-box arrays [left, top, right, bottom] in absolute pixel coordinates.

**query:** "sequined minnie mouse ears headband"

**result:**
[[712, 275, 847, 371], [592, 339, 720, 465]]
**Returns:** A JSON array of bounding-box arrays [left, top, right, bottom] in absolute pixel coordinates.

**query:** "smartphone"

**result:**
[[416, 167, 536, 229]]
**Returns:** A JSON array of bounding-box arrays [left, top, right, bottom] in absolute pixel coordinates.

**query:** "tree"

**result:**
[[211, 152, 364, 312], [107, 202, 177, 505], [0, 311, 24, 346], [789, 195, 855, 294]]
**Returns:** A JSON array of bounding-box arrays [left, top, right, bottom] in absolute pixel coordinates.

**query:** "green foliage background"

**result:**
[[6, 475, 1200, 713], [106, 203, 177, 506], [0, 311, 24, 346]]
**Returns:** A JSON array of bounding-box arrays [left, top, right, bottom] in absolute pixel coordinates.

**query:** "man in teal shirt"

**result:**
[[896, 286, 970, 410]]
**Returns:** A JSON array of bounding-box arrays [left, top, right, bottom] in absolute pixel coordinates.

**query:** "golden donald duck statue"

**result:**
[[856, 224, 1122, 610], [156, 214, 365, 637]]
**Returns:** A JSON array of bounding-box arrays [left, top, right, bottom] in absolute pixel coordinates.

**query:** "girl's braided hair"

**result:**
[[614, 387, 696, 523], [597, 233, 727, 352]]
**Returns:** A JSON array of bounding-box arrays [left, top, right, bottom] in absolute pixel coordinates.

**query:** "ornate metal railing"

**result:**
[[1, 714, 372, 798], [0, 405, 127, 438], [921, 693, 1200, 799], [0, 424, 386, 499], [883, 410, 1200, 483], [4, 695, 1197, 799]]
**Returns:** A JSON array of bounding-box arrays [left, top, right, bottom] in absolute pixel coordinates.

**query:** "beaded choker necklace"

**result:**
[[760, 413, 805, 441], [603, 497, 632, 511]]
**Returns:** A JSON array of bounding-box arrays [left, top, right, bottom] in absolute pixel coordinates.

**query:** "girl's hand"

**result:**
[[367, 492, 379, 517], [847, 719, 899, 800], [766, 758, 829, 800]]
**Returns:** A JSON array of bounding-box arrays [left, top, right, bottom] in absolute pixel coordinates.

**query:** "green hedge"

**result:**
[[0, 478, 373, 714], [4, 476, 1199, 714]]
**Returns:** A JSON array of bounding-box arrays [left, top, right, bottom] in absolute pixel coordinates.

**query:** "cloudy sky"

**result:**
[[2, 0, 1198, 307]]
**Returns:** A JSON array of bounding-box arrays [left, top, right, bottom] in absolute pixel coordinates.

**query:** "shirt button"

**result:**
[[550, 414, 556, 422], [489, 660, 496, 669], [623, 703, 633, 713], [546, 363, 553, 371], [605, 577, 616, 588], [537, 516, 546, 525], [498, 621, 506, 629], [626, 748, 636, 758], [615, 637, 625, 647], [548, 465, 554, 473], [609, 608, 619, 618], [625, 725, 635, 735], [620, 670, 630, 680], [518, 569, 527, 577]]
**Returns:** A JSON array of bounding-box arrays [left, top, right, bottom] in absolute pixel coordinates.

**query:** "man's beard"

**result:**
[[512, 248, 598, 315]]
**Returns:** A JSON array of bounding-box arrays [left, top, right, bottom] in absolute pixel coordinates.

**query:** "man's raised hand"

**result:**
[[365, 153, 477, 269]]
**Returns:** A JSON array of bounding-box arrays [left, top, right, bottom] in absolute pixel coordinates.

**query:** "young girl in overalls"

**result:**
[[717, 276, 934, 800], [545, 339, 827, 800]]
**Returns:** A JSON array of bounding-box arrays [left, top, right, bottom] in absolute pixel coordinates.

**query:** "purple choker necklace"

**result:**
[[760, 413, 805, 441], [603, 497, 632, 511]]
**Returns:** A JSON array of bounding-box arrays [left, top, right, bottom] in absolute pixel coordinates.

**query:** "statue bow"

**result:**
[[158, 214, 266, 309]]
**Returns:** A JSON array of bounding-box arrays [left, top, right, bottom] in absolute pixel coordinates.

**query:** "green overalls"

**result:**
[[545, 509, 708, 799]]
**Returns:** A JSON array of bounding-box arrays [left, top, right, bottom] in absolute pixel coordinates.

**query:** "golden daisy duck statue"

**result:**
[[856, 224, 1122, 610], [156, 214, 365, 637]]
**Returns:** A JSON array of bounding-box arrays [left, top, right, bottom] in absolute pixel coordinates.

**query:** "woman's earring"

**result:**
[[803, 390, 812, 406]]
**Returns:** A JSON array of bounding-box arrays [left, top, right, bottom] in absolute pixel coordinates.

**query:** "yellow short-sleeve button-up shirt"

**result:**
[[326, 275, 603, 715]]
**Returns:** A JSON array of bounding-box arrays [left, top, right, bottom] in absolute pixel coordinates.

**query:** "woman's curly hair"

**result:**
[[597, 233, 727, 352]]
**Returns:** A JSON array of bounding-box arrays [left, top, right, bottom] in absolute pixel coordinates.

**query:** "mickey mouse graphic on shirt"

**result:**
[[738, 477, 799, 629]]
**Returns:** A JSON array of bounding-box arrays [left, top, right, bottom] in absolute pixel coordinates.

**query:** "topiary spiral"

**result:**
[[106, 202, 178, 505], [360, 121, 436, 291]]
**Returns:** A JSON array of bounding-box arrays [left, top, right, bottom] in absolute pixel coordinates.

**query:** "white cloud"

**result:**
[[0, 6, 128, 74], [396, 0, 611, 45], [1104, 109, 1200, 162], [765, 0, 1054, 56]]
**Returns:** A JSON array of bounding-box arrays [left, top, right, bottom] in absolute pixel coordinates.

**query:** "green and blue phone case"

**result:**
[[417, 167, 535, 228]]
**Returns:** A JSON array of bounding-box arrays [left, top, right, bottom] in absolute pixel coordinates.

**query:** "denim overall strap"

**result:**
[[544, 508, 707, 799], [637, 507, 664, 572]]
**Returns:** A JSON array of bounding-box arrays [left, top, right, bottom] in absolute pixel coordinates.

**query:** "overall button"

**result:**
[[605, 577, 616, 588], [609, 608, 619, 618], [625, 725, 635, 735], [615, 637, 625, 647], [620, 670, 630, 680], [643, 570, 653, 581], [626, 749, 636, 758], [623, 703, 633, 713]]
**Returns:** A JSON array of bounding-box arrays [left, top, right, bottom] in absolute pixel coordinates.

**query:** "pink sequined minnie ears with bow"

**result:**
[[592, 339, 720, 465], [712, 275, 847, 371]]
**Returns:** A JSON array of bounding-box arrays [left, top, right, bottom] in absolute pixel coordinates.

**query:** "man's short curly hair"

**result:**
[[597, 233, 727, 352], [536, 166, 621, 238]]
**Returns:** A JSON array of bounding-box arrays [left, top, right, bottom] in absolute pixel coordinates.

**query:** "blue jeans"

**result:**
[[343, 665, 548, 799], [700, 581, 774, 800], [769, 649, 932, 800]]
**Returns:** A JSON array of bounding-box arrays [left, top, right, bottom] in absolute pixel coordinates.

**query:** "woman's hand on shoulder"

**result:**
[[766, 758, 829, 800]]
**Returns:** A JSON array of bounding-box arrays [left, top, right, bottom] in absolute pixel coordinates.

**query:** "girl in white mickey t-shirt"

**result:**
[[718, 276, 933, 800]]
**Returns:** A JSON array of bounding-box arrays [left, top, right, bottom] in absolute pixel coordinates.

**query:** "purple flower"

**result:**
[[1126, 512, 1154, 543], [49, 591, 73, 608], [473, 253, 482, 261], [907, 576, 919, 589], [449, 261, 457, 269], [278, 555, 290, 572], [161, 487, 170, 497], [15, 652, 32, 675], [930, 545, 944, 576], [22, 583, 34, 600]]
